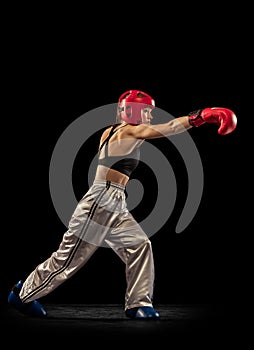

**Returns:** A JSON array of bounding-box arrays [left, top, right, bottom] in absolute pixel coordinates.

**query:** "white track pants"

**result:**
[[19, 180, 155, 310]]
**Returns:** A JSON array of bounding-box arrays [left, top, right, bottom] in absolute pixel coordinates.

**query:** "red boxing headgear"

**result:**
[[118, 90, 155, 125]]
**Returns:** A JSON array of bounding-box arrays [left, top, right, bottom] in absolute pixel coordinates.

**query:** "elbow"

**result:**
[[165, 121, 177, 136]]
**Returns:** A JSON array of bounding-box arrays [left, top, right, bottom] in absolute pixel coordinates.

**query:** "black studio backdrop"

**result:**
[[3, 40, 244, 309]]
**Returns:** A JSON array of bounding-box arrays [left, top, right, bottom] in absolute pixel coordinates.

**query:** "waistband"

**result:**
[[93, 180, 126, 191]]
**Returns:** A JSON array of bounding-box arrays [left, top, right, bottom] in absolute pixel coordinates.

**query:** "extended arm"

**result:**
[[127, 107, 237, 140], [127, 116, 191, 139]]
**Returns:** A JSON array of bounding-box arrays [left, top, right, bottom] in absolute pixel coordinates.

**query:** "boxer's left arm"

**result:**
[[126, 116, 192, 139], [125, 107, 237, 139]]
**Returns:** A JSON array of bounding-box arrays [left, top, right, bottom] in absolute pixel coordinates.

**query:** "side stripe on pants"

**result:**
[[22, 183, 110, 302]]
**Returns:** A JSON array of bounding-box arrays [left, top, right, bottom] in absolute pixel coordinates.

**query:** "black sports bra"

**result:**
[[98, 124, 140, 177]]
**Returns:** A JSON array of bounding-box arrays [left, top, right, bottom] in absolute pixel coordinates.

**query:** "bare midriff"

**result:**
[[94, 165, 129, 186]]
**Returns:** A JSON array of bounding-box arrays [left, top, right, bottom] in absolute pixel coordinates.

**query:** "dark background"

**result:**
[[2, 8, 247, 314]]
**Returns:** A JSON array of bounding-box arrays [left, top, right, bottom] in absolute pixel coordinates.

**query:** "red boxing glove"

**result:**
[[188, 107, 237, 135]]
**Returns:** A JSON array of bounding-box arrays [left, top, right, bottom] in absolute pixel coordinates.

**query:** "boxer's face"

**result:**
[[141, 107, 154, 125]]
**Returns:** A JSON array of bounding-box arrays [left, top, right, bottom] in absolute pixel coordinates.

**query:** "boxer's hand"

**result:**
[[188, 107, 237, 135]]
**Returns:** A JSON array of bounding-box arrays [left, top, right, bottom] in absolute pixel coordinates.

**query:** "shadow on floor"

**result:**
[[1, 303, 226, 344]]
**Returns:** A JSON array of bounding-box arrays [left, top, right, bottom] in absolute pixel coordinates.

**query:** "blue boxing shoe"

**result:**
[[8, 280, 47, 318], [125, 306, 160, 319]]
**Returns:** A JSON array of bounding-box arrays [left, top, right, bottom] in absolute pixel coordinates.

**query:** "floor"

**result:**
[[1, 303, 227, 345]]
